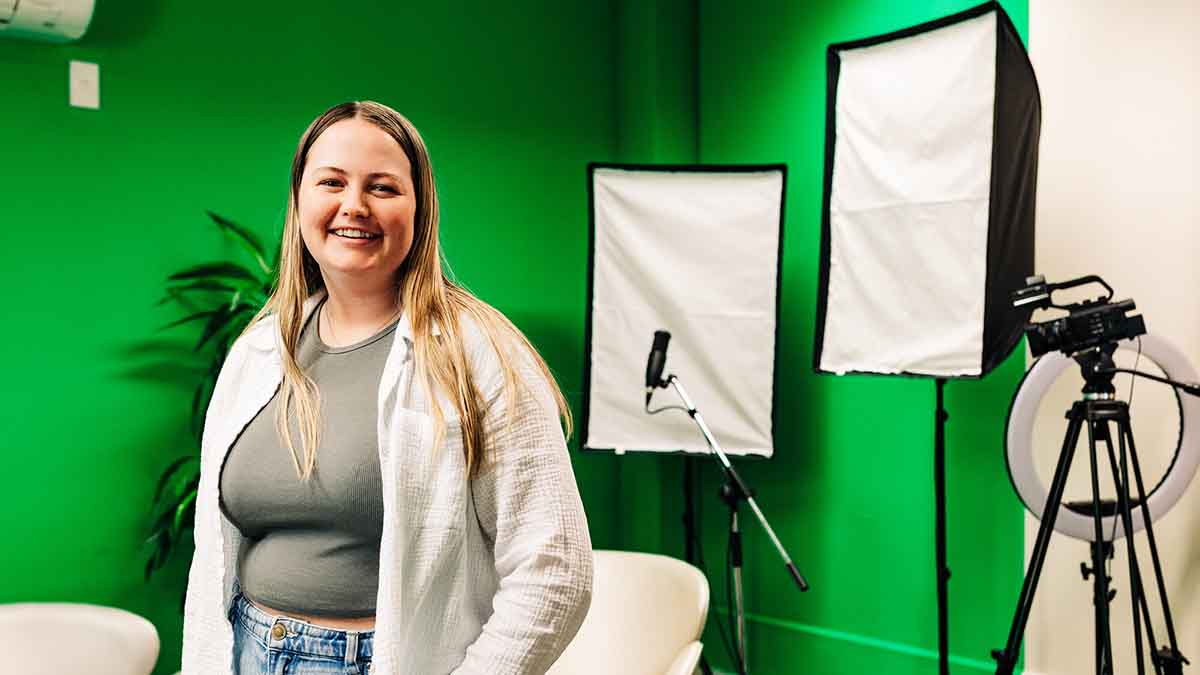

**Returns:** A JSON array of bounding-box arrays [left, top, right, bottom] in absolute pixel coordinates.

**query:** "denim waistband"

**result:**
[[230, 581, 374, 663]]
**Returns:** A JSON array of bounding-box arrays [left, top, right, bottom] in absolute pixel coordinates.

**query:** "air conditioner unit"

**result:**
[[0, 0, 95, 43]]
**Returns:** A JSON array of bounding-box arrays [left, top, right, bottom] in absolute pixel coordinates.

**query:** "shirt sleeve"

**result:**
[[452, 337, 593, 674]]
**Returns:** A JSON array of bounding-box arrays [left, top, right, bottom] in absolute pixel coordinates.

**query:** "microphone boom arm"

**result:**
[[659, 374, 810, 593]]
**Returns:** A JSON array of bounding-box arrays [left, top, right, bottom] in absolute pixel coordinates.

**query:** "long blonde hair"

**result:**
[[236, 100, 572, 481]]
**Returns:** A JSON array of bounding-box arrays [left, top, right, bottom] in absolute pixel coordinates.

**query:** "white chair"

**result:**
[[549, 550, 709, 675], [0, 603, 159, 675]]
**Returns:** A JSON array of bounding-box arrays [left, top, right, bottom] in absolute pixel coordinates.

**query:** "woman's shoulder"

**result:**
[[235, 313, 279, 355], [234, 291, 324, 355], [453, 303, 532, 369]]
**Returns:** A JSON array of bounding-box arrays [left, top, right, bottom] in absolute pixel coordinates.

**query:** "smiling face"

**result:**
[[298, 117, 417, 288]]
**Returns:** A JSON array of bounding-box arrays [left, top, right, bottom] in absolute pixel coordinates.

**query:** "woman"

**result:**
[[181, 101, 593, 675]]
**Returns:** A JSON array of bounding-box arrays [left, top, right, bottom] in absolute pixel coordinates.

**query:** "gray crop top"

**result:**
[[218, 296, 396, 618]]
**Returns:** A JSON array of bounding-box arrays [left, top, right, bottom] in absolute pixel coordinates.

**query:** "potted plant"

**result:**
[[143, 212, 276, 609]]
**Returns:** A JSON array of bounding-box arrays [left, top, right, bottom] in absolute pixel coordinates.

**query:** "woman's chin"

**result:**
[[319, 258, 393, 282]]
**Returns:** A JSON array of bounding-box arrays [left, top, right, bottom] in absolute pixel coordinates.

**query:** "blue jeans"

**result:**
[[228, 582, 375, 675]]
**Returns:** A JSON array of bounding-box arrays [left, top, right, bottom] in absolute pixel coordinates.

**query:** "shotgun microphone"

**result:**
[[645, 330, 671, 405]]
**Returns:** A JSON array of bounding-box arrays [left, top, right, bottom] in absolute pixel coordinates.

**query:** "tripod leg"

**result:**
[[728, 507, 747, 675], [1121, 419, 1187, 669], [993, 413, 1085, 675], [1117, 423, 1167, 675], [1101, 425, 1148, 675], [1085, 417, 1114, 675]]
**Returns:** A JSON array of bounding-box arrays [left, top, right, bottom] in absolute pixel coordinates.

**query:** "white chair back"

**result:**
[[0, 603, 159, 675], [549, 550, 708, 675]]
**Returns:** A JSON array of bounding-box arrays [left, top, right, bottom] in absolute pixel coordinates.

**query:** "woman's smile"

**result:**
[[329, 227, 383, 244]]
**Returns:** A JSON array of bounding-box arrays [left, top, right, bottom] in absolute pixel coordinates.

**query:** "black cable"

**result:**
[[1107, 338, 1142, 547], [1104, 366, 1200, 397], [1127, 337, 1143, 409], [646, 404, 691, 415]]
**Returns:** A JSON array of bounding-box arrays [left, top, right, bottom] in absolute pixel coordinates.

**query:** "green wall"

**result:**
[[1, 1, 1032, 673]]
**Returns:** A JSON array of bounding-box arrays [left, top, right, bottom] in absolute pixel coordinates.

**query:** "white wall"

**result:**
[[1025, 1, 1200, 673]]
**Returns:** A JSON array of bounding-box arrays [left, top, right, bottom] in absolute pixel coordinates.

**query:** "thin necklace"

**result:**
[[322, 302, 401, 346]]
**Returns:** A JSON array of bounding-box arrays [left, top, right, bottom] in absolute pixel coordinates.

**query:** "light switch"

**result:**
[[69, 60, 99, 109]]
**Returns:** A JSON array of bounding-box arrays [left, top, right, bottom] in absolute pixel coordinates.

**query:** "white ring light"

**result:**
[[1006, 334, 1200, 542]]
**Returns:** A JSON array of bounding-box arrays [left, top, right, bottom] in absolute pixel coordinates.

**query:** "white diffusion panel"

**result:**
[[821, 12, 997, 376], [586, 166, 783, 457]]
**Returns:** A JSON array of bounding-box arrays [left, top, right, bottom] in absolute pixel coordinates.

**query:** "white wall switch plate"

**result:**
[[69, 60, 100, 109]]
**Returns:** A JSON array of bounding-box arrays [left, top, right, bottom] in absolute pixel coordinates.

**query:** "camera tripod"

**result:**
[[992, 343, 1187, 675]]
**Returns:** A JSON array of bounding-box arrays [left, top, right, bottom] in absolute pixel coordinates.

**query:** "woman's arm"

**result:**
[[453, 344, 593, 674]]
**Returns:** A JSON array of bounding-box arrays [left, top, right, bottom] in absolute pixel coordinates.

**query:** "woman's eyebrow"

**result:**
[[314, 166, 404, 182]]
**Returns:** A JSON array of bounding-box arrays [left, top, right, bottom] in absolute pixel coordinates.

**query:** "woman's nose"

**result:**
[[341, 188, 369, 218]]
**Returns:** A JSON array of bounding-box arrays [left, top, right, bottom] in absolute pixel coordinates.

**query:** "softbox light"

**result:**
[[812, 4, 1040, 673], [582, 164, 785, 458], [814, 0, 1039, 378]]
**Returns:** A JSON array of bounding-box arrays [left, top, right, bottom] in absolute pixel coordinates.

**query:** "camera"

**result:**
[[1011, 274, 1146, 358]]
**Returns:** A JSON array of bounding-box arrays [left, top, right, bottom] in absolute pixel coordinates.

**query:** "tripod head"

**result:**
[[1073, 343, 1120, 399]]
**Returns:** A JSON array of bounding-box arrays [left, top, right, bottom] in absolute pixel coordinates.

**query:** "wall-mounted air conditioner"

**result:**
[[0, 0, 95, 43]]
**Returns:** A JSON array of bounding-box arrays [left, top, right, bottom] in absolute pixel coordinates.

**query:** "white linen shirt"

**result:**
[[181, 290, 593, 674]]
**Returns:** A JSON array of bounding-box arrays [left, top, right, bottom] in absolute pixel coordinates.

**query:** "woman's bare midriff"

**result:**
[[246, 596, 377, 631]]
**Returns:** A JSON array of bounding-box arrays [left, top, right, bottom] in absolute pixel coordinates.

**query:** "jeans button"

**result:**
[[271, 623, 287, 640]]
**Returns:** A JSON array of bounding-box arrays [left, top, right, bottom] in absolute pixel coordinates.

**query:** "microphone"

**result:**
[[645, 330, 671, 405]]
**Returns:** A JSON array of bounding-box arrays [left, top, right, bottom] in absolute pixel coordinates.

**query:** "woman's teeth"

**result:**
[[332, 229, 380, 240]]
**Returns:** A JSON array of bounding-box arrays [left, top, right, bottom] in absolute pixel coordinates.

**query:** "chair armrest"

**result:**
[[664, 641, 703, 675]]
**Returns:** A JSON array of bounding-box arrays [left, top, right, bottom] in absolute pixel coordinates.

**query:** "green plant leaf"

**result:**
[[158, 309, 221, 332], [189, 357, 224, 437], [168, 262, 260, 286], [170, 491, 198, 539], [189, 379, 213, 439], [155, 287, 186, 307], [148, 506, 178, 543], [147, 210, 276, 590], [207, 211, 270, 275], [193, 304, 234, 352], [144, 552, 157, 582], [152, 535, 171, 576], [163, 280, 240, 298], [142, 528, 164, 549], [152, 455, 199, 505]]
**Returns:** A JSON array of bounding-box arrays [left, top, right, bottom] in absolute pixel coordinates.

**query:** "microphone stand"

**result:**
[[651, 373, 810, 674]]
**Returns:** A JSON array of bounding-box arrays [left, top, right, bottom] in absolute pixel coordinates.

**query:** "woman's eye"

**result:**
[[318, 179, 340, 187], [372, 184, 397, 193]]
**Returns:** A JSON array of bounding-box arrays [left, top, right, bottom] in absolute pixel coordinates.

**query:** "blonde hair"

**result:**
[[236, 100, 572, 481]]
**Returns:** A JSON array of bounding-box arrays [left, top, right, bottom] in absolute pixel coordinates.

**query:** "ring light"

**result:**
[[1005, 334, 1200, 542]]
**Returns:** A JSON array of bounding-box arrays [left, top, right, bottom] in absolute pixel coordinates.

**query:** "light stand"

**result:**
[[935, 378, 951, 675], [992, 344, 1189, 675], [649, 373, 809, 674]]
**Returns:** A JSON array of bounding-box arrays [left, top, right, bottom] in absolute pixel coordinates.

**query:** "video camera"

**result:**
[[1011, 274, 1146, 358]]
